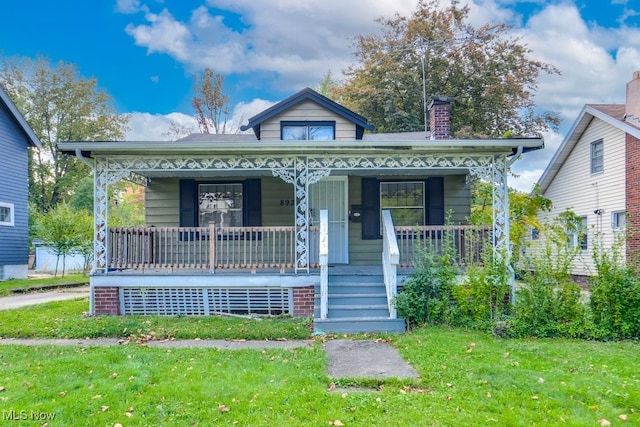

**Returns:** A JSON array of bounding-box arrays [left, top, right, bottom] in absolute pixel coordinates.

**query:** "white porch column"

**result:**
[[93, 156, 131, 275], [492, 156, 515, 302]]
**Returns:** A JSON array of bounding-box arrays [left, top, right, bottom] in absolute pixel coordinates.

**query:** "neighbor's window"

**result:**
[[612, 211, 626, 231], [0, 202, 14, 227], [530, 226, 539, 240], [591, 139, 604, 174], [198, 183, 243, 227], [567, 216, 588, 250], [281, 121, 335, 140], [380, 181, 425, 227]]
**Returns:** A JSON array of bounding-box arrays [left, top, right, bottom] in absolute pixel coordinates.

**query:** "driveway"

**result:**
[[0, 286, 89, 311]]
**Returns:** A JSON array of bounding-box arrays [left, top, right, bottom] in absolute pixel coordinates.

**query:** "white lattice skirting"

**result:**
[[120, 287, 292, 316]]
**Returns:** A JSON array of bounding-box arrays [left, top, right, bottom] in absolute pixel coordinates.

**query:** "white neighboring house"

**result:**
[[537, 71, 640, 278]]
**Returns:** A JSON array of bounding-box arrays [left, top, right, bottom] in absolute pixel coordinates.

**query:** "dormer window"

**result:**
[[281, 121, 335, 140]]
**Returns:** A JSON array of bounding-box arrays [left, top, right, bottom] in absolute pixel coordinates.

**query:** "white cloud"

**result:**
[[125, 112, 198, 141], [116, 0, 140, 14]]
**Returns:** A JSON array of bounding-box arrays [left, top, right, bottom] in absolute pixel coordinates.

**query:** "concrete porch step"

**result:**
[[314, 317, 406, 334]]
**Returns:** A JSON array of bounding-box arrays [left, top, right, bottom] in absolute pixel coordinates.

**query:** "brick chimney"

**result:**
[[428, 97, 452, 140], [626, 71, 640, 126]]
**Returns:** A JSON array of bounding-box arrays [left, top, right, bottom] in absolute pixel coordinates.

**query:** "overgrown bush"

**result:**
[[590, 233, 640, 339], [452, 249, 511, 329], [506, 211, 591, 338], [395, 223, 460, 329]]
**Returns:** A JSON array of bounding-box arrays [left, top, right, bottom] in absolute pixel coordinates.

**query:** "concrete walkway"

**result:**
[[0, 289, 417, 380], [0, 286, 89, 311]]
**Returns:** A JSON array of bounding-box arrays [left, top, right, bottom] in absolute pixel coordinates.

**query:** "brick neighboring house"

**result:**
[[0, 86, 42, 280], [537, 71, 640, 278]]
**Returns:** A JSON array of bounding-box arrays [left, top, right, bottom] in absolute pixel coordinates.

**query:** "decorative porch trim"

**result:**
[[92, 152, 508, 275]]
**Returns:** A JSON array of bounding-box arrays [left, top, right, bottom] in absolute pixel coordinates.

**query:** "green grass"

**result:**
[[0, 274, 88, 296], [0, 299, 312, 340], [0, 327, 638, 426]]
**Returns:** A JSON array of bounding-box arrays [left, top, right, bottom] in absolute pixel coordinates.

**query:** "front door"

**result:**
[[310, 176, 348, 264]]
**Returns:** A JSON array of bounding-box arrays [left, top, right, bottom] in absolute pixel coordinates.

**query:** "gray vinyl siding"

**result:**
[[145, 177, 295, 227], [348, 175, 471, 265], [145, 178, 180, 226], [0, 102, 31, 266], [145, 174, 470, 265], [258, 100, 356, 140]]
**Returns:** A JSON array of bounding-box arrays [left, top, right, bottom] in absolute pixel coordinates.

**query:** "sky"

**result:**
[[2, 0, 640, 192]]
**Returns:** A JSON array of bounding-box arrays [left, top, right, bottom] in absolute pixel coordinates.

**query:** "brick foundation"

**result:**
[[93, 287, 120, 315], [292, 286, 315, 317]]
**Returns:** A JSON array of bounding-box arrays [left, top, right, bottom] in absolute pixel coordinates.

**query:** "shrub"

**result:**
[[590, 233, 640, 339], [395, 221, 460, 329], [452, 249, 511, 329], [506, 211, 591, 338]]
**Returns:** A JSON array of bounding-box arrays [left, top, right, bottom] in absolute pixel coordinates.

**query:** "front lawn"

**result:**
[[0, 326, 638, 426], [0, 299, 312, 340]]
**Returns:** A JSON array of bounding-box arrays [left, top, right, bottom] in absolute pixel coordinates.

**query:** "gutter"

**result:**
[[507, 145, 523, 168], [75, 148, 94, 169]]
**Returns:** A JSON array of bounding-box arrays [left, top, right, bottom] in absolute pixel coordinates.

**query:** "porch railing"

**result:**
[[107, 226, 320, 272], [382, 210, 399, 319], [394, 224, 491, 268]]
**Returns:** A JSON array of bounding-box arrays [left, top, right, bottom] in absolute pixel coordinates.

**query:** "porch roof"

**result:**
[[58, 137, 543, 158]]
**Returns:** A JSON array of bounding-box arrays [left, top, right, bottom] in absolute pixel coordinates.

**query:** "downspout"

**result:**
[[507, 145, 523, 168], [76, 149, 96, 315]]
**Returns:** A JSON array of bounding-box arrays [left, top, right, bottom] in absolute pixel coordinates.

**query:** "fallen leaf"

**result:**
[[0, 387, 4, 392], [111, 373, 118, 378], [125, 412, 133, 418], [341, 392, 348, 398], [503, 352, 510, 358], [114, 423, 124, 427], [59, 391, 66, 397], [218, 405, 230, 413], [101, 406, 109, 412], [531, 396, 539, 400], [327, 382, 336, 391], [538, 378, 545, 384], [598, 419, 611, 427], [486, 392, 492, 398], [619, 414, 628, 421], [330, 420, 344, 426]]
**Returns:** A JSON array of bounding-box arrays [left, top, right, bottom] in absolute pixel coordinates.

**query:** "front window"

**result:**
[[198, 183, 243, 227], [281, 121, 335, 140], [380, 181, 425, 227], [0, 202, 14, 226], [591, 139, 603, 174]]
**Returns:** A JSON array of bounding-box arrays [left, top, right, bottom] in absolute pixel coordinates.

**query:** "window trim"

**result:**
[[0, 202, 14, 227], [590, 139, 604, 174], [281, 121, 336, 140]]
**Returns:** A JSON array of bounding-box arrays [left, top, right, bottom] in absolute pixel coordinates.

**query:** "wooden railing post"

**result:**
[[209, 223, 216, 274]]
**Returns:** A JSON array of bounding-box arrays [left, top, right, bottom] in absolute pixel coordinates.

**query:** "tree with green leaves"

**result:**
[[469, 181, 552, 266], [33, 203, 93, 277], [0, 56, 129, 213], [337, 0, 560, 136], [192, 68, 231, 134]]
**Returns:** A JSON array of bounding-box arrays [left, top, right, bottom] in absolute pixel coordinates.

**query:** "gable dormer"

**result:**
[[240, 88, 375, 141]]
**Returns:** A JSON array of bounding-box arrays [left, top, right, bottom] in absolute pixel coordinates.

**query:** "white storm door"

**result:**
[[310, 176, 349, 264]]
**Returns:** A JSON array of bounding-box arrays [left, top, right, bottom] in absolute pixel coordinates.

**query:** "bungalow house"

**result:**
[[0, 86, 42, 280], [59, 88, 543, 333], [537, 71, 640, 279]]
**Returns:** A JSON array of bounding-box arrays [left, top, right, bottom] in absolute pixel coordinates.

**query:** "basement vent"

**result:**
[[121, 287, 292, 316]]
